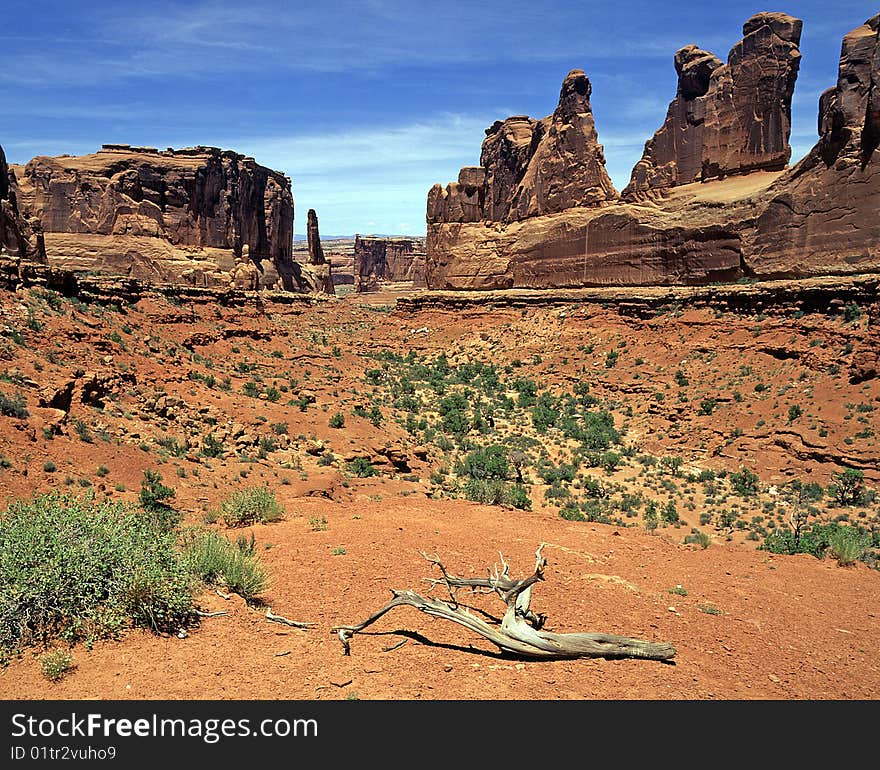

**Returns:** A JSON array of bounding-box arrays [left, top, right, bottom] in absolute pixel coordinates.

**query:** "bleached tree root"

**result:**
[[331, 545, 675, 662]]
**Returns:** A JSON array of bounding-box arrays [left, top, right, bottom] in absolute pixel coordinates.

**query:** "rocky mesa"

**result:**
[[426, 12, 880, 290], [7, 144, 307, 291]]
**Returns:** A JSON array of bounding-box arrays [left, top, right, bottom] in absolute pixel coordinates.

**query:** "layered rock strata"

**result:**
[[354, 235, 426, 291], [11, 144, 297, 289], [425, 13, 879, 290]]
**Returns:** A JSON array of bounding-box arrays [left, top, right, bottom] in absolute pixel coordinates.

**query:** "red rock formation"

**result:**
[[354, 235, 426, 291], [426, 13, 879, 291], [508, 70, 617, 219], [746, 13, 880, 278], [429, 70, 615, 226], [0, 144, 45, 262], [12, 145, 296, 289], [306, 208, 325, 265], [302, 208, 334, 294], [624, 12, 802, 197]]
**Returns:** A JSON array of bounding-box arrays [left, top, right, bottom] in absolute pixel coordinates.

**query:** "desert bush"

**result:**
[[828, 527, 869, 566], [139, 470, 177, 529], [684, 531, 711, 548], [730, 467, 760, 497], [458, 445, 508, 480], [463, 478, 531, 510], [181, 529, 267, 601], [39, 649, 75, 682], [763, 522, 872, 563], [219, 486, 284, 527], [329, 412, 345, 428], [0, 391, 28, 418], [348, 457, 378, 478], [0, 492, 195, 659], [830, 468, 865, 506]]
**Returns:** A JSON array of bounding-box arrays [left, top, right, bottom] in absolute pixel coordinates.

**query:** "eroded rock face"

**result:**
[[0, 144, 45, 262], [306, 208, 325, 265], [304, 208, 334, 294], [746, 13, 880, 278], [508, 70, 617, 219], [12, 144, 295, 288], [430, 70, 615, 226], [624, 12, 802, 197], [426, 13, 879, 290], [354, 235, 426, 291]]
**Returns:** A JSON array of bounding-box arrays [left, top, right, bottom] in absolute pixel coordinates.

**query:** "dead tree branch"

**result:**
[[331, 545, 675, 661], [266, 608, 314, 629]]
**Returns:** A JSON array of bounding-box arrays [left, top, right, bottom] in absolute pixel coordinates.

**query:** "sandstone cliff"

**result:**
[[425, 13, 879, 290], [12, 145, 298, 290], [354, 235, 427, 291], [625, 12, 802, 197], [0, 144, 45, 263]]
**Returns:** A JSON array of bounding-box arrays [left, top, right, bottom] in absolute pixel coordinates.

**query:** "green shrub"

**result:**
[[348, 458, 378, 478], [0, 391, 28, 418], [531, 393, 559, 433], [698, 399, 716, 415], [730, 467, 760, 497], [830, 468, 865, 506], [843, 303, 862, 323], [201, 434, 224, 458], [683, 531, 711, 548], [73, 420, 93, 443], [0, 492, 195, 658], [43, 461, 56, 473], [458, 445, 508, 480], [329, 412, 345, 428], [139, 470, 177, 529], [219, 486, 284, 527], [181, 529, 267, 601], [40, 649, 75, 682], [463, 479, 531, 510], [828, 527, 869, 566], [763, 522, 871, 562]]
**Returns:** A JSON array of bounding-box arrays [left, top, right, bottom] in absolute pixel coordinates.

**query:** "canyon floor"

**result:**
[[0, 281, 877, 700]]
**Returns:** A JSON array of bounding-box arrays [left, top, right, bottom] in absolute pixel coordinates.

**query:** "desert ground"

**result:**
[[0, 283, 877, 699]]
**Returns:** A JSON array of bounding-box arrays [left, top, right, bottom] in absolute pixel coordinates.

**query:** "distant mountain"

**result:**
[[293, 233, 425, 241]]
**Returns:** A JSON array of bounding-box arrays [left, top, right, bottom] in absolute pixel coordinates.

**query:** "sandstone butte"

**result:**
[[426, 12, 880, 290], [0, 143, 331, 294]]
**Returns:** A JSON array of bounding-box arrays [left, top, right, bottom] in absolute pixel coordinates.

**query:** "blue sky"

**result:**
[[1, 1, 876, 236]]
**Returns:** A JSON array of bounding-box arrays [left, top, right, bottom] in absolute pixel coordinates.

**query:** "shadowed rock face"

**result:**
[[625, 12, 802, 197], [426, 13, 879, 291], [0, 144, 45, 262], [354, 235, 426, 291], [428, 70, 615, 226], [303, 209, 334, 294], [747, 13, 880, 278], [12, 145, 295, 289], [306, 208, 325, 265]]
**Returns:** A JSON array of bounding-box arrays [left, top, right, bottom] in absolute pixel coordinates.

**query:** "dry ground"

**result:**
[[0, 284, 877, 699]]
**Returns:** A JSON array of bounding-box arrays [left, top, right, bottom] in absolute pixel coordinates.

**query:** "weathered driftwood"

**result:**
[[331, 545, 675, 661]]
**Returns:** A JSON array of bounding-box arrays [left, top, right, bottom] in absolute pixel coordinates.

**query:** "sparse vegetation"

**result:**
[[219, 486, 284, 527]]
